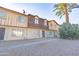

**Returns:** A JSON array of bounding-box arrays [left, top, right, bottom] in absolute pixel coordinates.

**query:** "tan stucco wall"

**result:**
[[27, 28, 42, 39], [4, 27, 43, 40], [4, 27, 28, 40], [0, 26, 59, 40]]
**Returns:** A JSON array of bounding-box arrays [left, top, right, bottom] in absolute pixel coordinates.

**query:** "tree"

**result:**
[[59, 23, 79, 39], [53, 3, 79, 23]]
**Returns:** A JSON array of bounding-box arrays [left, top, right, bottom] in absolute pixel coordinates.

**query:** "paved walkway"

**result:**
[[0, 38, 79, 56]]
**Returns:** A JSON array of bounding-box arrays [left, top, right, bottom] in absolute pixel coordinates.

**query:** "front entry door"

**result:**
[[42, 31, 45, 37], [0, 28, 5, 40]]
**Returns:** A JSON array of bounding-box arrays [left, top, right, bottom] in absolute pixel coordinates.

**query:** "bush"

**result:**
[[59, 23, 79, 40]]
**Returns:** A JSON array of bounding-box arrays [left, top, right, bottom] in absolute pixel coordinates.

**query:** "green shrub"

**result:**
[[59, 23, 79, 40]]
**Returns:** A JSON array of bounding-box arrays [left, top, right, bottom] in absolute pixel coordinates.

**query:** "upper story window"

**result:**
[[18, 16, 25, 23], [0, 11, 6, 20], [44, 20, 47, 26], [34, 16, 39, 24]]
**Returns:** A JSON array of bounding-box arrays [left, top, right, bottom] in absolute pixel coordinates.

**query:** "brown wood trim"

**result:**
[[0, 25, 58, 32], [0, 25, 27, 28]]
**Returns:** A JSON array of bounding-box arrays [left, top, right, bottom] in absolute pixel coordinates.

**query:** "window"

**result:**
[[35, 19, 39, 24], [34, 16, 39, 24], [0, 11, 6, 20], [49, 31, 52, 35], [18, 16, 25, 23], [44, 20, 47, 26]]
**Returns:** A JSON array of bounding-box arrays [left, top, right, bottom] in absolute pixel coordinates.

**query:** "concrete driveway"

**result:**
[[0, 38, 79, 56]]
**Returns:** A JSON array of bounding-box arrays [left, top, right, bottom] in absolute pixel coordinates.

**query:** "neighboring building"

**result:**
[[47, 20, 59, 38], [0, 6, 59, 40]]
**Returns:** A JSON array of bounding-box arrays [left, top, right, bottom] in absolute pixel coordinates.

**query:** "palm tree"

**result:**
[[53, 3, 79, 23]]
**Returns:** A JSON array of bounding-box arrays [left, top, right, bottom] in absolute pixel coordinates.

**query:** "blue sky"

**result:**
[[0, 3, 79, 24]]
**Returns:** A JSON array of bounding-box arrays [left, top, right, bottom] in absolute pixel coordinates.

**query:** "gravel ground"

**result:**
[[0, 38, 79, 56]]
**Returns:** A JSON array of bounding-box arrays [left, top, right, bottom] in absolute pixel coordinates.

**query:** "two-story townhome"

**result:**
[[0, 6, 28, 40], [27, 14, 49, 39], [48, 20, 59, 38]]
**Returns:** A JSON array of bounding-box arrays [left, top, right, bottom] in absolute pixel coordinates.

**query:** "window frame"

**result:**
[[0, 11, 7, 20], [18, 16, 25, 23], [44, 20, 47, 26], [34, 16, 39, 24]]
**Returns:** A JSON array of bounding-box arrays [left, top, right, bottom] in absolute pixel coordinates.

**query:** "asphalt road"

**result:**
[[0, 38, 79, 56]]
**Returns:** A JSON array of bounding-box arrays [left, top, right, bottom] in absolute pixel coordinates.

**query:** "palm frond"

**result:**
[[53, 8, 59, 12], [59, 12, 65, 19], [53, 3, 79, 21]]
